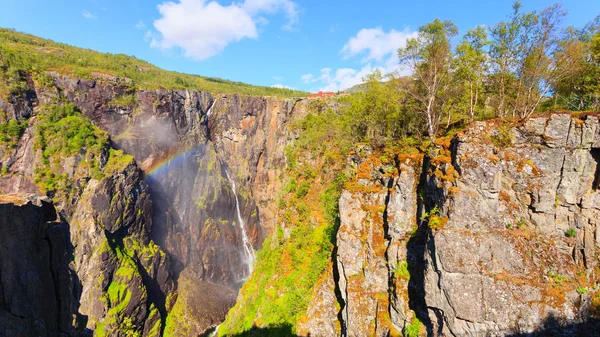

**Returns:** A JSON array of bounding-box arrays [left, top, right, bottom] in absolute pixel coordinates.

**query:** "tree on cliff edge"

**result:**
[[398, 19, 458, 140]]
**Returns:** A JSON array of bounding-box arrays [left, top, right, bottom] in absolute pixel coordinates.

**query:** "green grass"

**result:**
[[0, 28, 307, 98]]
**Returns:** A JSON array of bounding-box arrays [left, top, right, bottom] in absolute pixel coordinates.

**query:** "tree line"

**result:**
[[344, 2, 600, 143]]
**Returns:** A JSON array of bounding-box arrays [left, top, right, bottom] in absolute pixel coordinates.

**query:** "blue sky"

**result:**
[[1, 0, 599, 92]]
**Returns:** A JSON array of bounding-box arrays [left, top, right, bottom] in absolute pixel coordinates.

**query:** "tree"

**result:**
[[342, 70, 419, 145], [515, 3, 567, 118], [398, 19, 458, 139], [455, 26, 489, 122], [489, 2, 523, 117], [552, 17, 600, 110]]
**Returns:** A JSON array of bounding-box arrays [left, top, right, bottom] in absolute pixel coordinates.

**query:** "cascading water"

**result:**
[[225, 169, 256, 277], [206, 98, 217, 116]]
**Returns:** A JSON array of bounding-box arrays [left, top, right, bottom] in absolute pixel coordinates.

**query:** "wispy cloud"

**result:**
[[150, 0, 301, 61], [135, 20, 146, 30], [82, 10, 97, 19], [303, 27, 416, 92]]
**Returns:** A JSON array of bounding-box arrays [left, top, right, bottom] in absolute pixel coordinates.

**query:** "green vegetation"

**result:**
[[31, 102, 132, 196], [577, 287, 589, 295], [491, 121, 515, 148], [34, 103, 107, 157], [108, 93, 137, 107], [0, 118, 27, 148], [394, 261, 410, 281], [548, 270, 569, 286], [0, 28, 307, 98], [566, 228, 577, 237], [404, 316, 423, 337], [220, 102, 347, 336]]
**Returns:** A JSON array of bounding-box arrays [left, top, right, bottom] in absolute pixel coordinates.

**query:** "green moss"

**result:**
[[394, 261, 410, 280], [404, 316, 423, 337]]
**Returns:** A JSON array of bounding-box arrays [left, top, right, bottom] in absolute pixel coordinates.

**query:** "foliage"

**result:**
[[108, 94, 137, 107], [341, 71, 423, 144], [0, 118, 27, 148], [565, 228, 577, 237], [491, 121, 515, 148], [220, 101, 348, 336], [0, 28, 307, 98], [34, 103, 108, 158], [398, 18, 458, 139]]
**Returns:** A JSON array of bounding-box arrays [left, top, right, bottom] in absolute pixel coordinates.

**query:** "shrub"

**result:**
[[565, 228, 577, 237], [295, 181, 310, 198], [491, 121, 514, 148], [0, 118, 27, 148]]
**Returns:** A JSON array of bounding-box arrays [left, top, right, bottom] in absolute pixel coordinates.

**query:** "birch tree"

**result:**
[[398, 19, 458, 139]]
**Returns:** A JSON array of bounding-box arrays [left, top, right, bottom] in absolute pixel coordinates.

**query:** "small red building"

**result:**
[[309, 91, 336, 99]]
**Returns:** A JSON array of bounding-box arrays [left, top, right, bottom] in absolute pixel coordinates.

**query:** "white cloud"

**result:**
[[242, 0, 299, 31], [271, 83, 294, 89], [150, 0, 300, 61], [135, 20, 146, 30], [306, 65, 382, 92], [341, 27, 417, 62], [82, 10, 96, 19], [303, 27, 416, 92]]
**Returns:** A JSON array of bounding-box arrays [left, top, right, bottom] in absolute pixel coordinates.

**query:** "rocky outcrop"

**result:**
[[423, 114, 600, 336], [1, 72, 310, 335], [302, 114, 600, 337], [0, 91, 174, 335], [0, 195, 88, 337]]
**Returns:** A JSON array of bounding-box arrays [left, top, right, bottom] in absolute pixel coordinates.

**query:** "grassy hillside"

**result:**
[[0, 28, 307, 98]]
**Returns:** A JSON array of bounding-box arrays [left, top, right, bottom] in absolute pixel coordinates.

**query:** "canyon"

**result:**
[[0, 70, 599, 337]]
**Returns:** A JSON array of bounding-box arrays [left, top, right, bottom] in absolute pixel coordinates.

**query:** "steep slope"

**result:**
[[0, 65, 311, 335], [0, 103, 174, 336], [0, 28, 307, 97], [0, 195, 86, 337]]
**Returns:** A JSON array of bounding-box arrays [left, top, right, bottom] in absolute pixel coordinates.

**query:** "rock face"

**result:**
[[301, 115, 600, 337], [423, 115, 600, 336], [0, 195, 87, 337], [2, 69, 600, 337], [0, 72, 310, 335]]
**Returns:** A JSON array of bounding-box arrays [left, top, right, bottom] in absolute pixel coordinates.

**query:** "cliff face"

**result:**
[[0, 195, 85, 337], [300, 114, 600, 336], [0, 72, 309, 335], [2, 70, 599, 337]]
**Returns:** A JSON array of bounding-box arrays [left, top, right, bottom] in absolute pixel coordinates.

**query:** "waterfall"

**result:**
[[225, 169, 255, 276], [206, 98, 217, 116]]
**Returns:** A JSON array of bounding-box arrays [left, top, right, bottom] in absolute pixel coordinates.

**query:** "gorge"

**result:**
[[1, 22, 600, 337]]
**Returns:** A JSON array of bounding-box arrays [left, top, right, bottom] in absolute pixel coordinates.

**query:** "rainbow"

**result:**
[[144, 144, 200, 179]]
